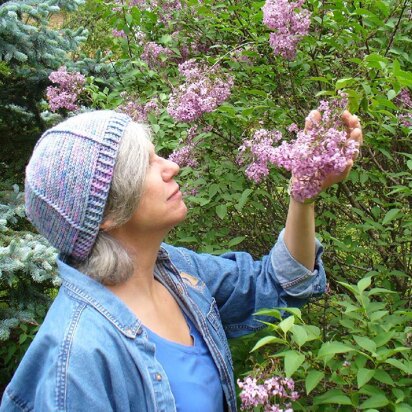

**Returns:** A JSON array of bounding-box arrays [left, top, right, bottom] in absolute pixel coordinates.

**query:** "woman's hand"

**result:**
[[304, 109, 363, 192]]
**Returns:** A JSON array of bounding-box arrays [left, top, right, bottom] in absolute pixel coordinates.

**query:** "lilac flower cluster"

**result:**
[[274, 95, 358, 201], [262, 0, 311, 60], [141, 42, 174, 68], [237, 375, 299, 412], [168, 125, 201, 167], [46, 66, 85, 112], [395, 89, 412, 127], [237, 129, 282, 183], [167, 60, 234, 122], [395, 88, 412, 108], [238, 94, 359, 202], [112, 29, 126, 38], [117, 93, 160, 122]]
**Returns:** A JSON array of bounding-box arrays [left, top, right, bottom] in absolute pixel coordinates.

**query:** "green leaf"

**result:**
[[336, 77, 355, 89], [283, 350, 305, 377], [215, 204, 227, 219], [373, 369, 394, 386], [245, 89, 267, 97], [291, 324, 308, 347], [278, 307, 302, 319], [394, 404, 412, 412], [353, 336, 377, 354], [360, 394, 389, 409], [385, 358, 411, 374], [357, 277, 372, 293], [278, 315, 294, 334], [387, 89, 397, 100], [18, 334, 27, 344], [305, 370, 324, 394], [370, 310, 389, 322], [228, 236, 246, 248], [357, 368, 375, 388], [382, 208, 400, 225], [314, 389, 353, 405], [254, 308, 282, 320], [250, 336, 285, 352], [337, 281, 359, 297], [317, 341, 355, 359], [235, 189, 253, 212]]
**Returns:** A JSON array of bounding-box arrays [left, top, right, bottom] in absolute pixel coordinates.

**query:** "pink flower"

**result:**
[[46, 66, 85, 112], [141, 42, 174, 68], [262, 0, 311, 60], [238, 375, 299, 411], [167, 60, 234, 122], [238, 94, 359, 202], [168, 125, 202, 167], [112, 29, 126, 38], [117, 94, 159, 122]]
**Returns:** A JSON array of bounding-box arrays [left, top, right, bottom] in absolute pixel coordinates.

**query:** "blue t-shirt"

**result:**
[[145, 315, 225, 412]]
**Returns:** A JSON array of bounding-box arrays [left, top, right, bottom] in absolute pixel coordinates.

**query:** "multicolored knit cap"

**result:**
[[25, 110, 132, 261]]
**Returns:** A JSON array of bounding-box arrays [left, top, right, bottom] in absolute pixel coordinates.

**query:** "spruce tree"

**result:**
[[0, 0, 87, 183], [0, 0, 87, 394]]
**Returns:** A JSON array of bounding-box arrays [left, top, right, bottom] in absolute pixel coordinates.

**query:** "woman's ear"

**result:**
[[100, 218, 114, 231]]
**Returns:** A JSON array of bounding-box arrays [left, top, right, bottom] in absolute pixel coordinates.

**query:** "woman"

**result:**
[[1, 109, 362, 411]]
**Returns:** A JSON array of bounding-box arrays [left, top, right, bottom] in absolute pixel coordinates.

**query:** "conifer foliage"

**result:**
[[0, 0, 87, 173]]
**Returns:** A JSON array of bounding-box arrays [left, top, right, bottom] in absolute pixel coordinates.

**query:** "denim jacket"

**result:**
[[1, 230, 325, 412]]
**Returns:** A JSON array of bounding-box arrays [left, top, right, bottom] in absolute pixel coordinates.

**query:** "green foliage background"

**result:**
[[0, 0, 411, 409]]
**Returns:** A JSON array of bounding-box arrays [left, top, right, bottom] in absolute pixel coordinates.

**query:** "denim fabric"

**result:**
[[1, 229, 325, 412]]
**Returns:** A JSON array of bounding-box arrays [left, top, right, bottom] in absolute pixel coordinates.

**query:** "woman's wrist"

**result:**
[[287, 178, 317, 205]]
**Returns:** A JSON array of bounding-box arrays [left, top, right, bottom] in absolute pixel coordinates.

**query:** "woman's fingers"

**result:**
[[304, 110, 321, 131]]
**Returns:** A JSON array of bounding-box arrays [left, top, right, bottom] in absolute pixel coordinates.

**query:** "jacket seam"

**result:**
[[63, 282, 140, 338], [56, 301, 87, 411], [3, 389, 31, 412], [281, 271, 313, 288]]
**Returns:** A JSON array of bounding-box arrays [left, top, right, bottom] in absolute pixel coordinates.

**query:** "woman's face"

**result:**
[[128, 143, 188, 234]]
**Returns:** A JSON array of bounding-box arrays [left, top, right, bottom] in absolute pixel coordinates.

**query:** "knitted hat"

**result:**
[[25, 110, 132, 260]]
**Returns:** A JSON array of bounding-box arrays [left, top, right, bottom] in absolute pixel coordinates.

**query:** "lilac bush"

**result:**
[[167, 60, 234, 122], [141, 42, 174, 68], [237, 129, 283, 183], [46, 66, 86, 112], [117, 93, 160, 123], [395, 88, 412, 127], [237, 375, 299, 411], [262, 0, 311, 60], [168, 124, 214, 168], [238, 94, 359, 202]]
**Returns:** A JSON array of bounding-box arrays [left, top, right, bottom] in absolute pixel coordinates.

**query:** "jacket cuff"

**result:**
[[270, 229, 326, 299]]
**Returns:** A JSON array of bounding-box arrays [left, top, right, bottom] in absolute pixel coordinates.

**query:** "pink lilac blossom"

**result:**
[[395, 89, 412, 109], [237, 375, 299, 411], [287, 123, 299, 133], [238, 93, 359, 202], [117, 93, 160, 122], [46, 66, 85, 112], [112, 29, 126, 38], [141, 42, 174, 68], [262, 0, 311, 60], [399, 113, 412, 127], [168, 125, 200, 167], [168, 60, 234, 122], [237, 129, 282, 183], [394, 89, 412, 127]]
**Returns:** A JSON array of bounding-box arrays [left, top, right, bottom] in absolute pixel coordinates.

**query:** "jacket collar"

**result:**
[[57, 246, 174, 339]]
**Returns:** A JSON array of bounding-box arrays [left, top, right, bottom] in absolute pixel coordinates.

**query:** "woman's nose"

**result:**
[[163, 158, 180, 180]]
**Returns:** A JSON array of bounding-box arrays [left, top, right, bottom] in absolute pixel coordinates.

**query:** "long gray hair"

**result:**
[[69, 122, 152, 285]]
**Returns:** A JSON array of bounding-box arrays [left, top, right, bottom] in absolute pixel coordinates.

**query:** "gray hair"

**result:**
[[69, 122, 152, 285]]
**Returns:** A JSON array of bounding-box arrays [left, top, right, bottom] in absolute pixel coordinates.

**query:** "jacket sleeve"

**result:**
[[164, 229, 326, 338]]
